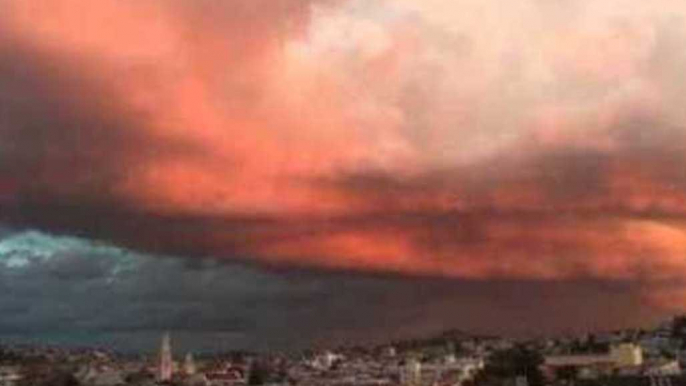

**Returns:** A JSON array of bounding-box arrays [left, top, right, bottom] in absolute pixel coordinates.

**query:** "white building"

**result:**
[[0, 366, 22, 386], [185, 353, 197, 375], [158, 332, 174, 382], [76, 366, 125, 386], [644, 359, 681, 377], [400, 359, 422, 386], [311, 351, 343, 370]]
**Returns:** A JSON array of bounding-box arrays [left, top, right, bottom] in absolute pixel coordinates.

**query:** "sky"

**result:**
[[1, 0, 686, 352]]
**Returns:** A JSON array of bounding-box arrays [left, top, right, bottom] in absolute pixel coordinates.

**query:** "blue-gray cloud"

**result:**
[[0, 229, 663, 352]]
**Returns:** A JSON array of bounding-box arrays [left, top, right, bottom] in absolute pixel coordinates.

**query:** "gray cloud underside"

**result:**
[[0, 230, 659, 352]]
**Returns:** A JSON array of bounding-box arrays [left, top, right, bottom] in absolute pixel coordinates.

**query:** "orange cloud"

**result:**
[[2, 0, 686, 313]]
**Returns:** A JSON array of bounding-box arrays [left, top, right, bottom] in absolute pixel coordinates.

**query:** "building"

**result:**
[[158, 333, 174, 382], [577, 375, 686, 386], [400, 359, 422, 386], [75, 366, 125, 386], [643, 360, 682, 377], [0, 366, 22, 386], [612, 343, 644, 367], [184, 353, 197, 376], [544, 343, 643, 369], [205, 367, 246, 386]]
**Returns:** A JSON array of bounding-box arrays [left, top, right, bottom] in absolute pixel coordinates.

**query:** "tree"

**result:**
[[0, 347, 21, 364], [248, 360, 270, 386], [479, 346, 545, 386], [20, 369, 80, 386], [555, 366, 578, 383], [673, 315, 686, 338]]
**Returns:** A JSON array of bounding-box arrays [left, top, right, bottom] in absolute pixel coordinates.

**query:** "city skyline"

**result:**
[[2, 0, 686, 351]]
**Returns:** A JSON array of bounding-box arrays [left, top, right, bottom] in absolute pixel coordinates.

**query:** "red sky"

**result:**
[[1, 0, 686, 317]]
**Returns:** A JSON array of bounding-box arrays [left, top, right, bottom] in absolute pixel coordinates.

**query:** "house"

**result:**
[[0, 366, 22, 386]]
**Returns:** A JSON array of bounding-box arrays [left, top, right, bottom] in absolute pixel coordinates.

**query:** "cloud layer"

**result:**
[[2, 0, 686, 337], [0, 231, 655, 351]]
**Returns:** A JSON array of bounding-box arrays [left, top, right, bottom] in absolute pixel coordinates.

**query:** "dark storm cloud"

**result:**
[[2, 0, 686, 349], [0, 231, 659, 352], [0, 232, 287, 347]]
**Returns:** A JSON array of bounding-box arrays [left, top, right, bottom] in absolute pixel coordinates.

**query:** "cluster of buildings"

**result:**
[[535, 320, 686, 385], [0, 334, 489, 386], [146, 334, 487, 386], [4, 316, 686, 386]]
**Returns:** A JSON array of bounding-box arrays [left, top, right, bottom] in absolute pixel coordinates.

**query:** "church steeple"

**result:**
[[184, 352, 197, 375], [158, 332, 174, 382]]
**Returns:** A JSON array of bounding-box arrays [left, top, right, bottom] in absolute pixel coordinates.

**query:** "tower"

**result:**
[[184, 353, 197, 375], [158, 332, 174, 382], [401, 358, 422, 386]]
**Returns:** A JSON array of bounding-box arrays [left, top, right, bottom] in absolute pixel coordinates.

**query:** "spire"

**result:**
[[184, 352, 197, 375], [158, 332, 174, 382]]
